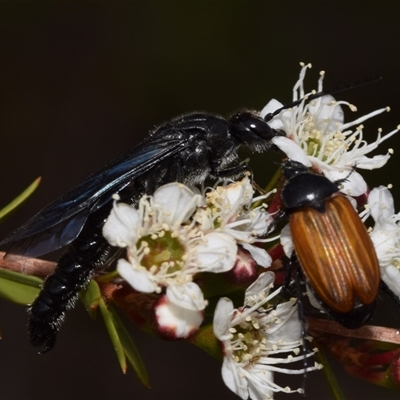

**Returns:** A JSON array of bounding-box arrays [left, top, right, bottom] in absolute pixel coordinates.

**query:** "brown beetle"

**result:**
[[281, 160, 380, 328]]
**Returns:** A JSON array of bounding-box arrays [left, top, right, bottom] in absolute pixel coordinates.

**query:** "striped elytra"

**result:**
[[290, 195, 380, 314]]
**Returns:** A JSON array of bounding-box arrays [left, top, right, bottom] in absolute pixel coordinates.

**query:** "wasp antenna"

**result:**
[[264, 76, 383, 122]]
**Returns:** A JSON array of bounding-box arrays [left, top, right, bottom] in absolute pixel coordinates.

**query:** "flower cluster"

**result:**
[[263, 62, 398, 196], [267, 63, 400, 304], [103, 177, 274, 338], [101, 63, 400, 399], [366, 186, 400, 298], [214, 272, 321, 399]]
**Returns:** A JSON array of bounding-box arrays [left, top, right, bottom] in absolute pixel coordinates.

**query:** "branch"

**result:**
[[308, 317, 400, 345], [0, 251, 56, 278]]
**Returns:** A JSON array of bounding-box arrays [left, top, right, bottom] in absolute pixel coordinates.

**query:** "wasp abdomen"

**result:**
[[28, 210, 113, 353]]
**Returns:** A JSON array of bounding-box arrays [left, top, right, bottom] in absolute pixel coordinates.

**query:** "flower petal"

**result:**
[[166, 282, 207, 311], [381, 265, 400, 298], [266, 301, 302, 344], [154, 295, 203, 339], [241, 243, 272, 268], [221, 357, 249, 400], [102, 202, 140, 247], [117, 259, 157, 293], [215, 177, 254, 214], [153, 183, 202, 226], [195, 232, 237, 273], [271, 136, 312, 167], [368, 186, 395, 221], [323, 169, 367, 196], [308, 94, 344, 128], [245, 271, 275, 301], [213, 297, 234, 340], [280, 223, 294, 257], [260, 99, 284, 128], [356, 154, 392, 170]]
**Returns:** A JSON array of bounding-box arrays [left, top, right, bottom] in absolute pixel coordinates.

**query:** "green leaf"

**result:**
[[80, 280, 101, 319], [188, 323, 222, 361], [99, 298, 149, 387], [0, 177, 41, 223], [110, 306, 150, 387], [99, 297, 127, 371], [317, 347, 346, 400], [200, 271, 245, 299], [0, 269, 42, 305]]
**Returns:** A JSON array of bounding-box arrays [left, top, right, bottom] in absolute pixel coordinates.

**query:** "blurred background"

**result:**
[[1, 3, 400, 399]]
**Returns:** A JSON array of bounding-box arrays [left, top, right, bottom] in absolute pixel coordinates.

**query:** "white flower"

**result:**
[[154, 293, 204, 339], [213, 272, 321, 400], [279, 223, 294, 259], [261, 62, 398, 196], [367, 186, 400, 297], [194, 177, 276, 268], [102, 183, 238, 323]]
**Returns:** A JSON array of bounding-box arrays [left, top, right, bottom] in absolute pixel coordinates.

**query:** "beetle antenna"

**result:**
[[264, 76, 383, 122], [334, 163, 358, 189]]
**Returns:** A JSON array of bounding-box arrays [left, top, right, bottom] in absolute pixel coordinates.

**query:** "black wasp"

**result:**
[[0, 79, 374, 353], [1, 110, 285, 353]]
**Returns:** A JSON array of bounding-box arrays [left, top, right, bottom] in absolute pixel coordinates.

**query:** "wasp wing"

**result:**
[[1, 139, 188, 258]]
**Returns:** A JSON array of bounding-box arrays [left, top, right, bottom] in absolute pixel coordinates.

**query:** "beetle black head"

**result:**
[[281, 160, 310, 180], [281, 160, 340, 213]]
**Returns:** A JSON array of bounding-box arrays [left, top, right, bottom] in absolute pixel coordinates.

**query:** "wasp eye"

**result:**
[[230, 112, 279, 141]]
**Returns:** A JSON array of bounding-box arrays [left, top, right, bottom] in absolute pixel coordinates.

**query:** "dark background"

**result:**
[[1, 2, 400, 400]]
